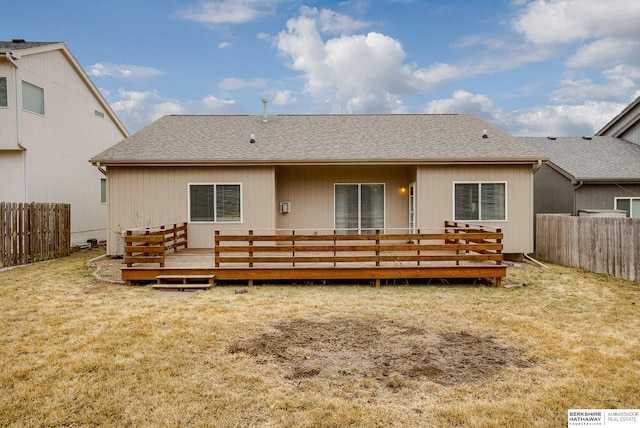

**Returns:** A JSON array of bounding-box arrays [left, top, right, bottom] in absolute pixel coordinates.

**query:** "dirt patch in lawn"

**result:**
[[229, 318, 532, 387]]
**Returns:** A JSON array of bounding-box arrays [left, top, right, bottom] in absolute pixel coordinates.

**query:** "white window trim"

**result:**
[[614, 196, 640, 218], [187, 182, 243, 224], [22, 80, 45, 116], [452, 181, 508, 222], [333, 182, 386, 233]]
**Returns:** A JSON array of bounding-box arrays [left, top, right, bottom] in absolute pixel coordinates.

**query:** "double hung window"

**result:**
[[454, 182, 506, 221], [189, 184, 241, 222], [334, 183, 384, 234]]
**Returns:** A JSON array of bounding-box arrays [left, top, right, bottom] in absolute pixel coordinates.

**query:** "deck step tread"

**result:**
[[156, 274, 215, 280], [152, 283, 212, 290]]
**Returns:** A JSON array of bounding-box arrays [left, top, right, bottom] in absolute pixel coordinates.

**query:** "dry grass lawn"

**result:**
[[1, 249, 639, 427]]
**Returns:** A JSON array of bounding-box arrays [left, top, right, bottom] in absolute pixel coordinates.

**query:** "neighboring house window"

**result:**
[[22, 81, 44, 115], [615, 197, 640, 218], [100, 178, 107, 203], [0, 77, 7, 107], [335, 183, 385, 234], [454, 182, 506, 221], [189, 184, 241, 222]]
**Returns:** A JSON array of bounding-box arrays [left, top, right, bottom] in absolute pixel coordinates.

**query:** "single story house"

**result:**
[[90, 112, 548, 257], [520, 139, 640, 218]]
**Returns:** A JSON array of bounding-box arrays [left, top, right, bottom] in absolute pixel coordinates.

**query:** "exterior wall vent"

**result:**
[[279, 201, 290, 213]]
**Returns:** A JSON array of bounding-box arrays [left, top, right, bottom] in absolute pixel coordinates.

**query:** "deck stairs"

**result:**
[[153, 274, 215, 291]]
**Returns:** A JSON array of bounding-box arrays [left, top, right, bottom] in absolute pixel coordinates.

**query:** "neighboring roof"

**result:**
[[596, 95, 640, 137], [91, 114, 547, 166], [0, 40, 60, 52], [519, 136, 640, 182], [0, 40, 128, 138]]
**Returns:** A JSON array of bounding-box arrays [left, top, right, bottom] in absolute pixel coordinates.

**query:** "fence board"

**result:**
[[0, 202, 70, 268], [536, 214, 639, 282]]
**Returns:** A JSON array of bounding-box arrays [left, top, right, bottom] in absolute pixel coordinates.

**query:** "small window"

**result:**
[[22, 81, 44, 115], [189, 184, 241, 222], [615, 197, 640, 218], [95, 110, 105, 119], [100, 178, 107, 203], [0, 77, 7, 107], [454, 182, 506, 221]]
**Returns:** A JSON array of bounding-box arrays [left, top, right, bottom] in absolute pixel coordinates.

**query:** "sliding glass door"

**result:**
[[335, 184, 385, 234]]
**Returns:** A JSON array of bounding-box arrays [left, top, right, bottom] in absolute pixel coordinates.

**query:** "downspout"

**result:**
[[573, 180, 584, 215], [532, 159, 542, 174], [5, 51, 28, 201], [95, 162, 107, 176]]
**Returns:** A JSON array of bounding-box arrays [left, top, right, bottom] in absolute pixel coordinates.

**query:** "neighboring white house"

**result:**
[[0, 40, 128, 246]]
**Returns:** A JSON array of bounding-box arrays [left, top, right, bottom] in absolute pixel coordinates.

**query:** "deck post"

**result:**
[[375, 278, 380, 287], [184, 222, 188, 249], [292, 230, 295, 267], [126, 230, 133, 267], [375, 230, 380, 267], [214, 230, 220, 268], [248, 230, 253, 268]]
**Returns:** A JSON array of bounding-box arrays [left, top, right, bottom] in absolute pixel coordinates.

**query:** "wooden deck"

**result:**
[[121, 222, 506, 286]]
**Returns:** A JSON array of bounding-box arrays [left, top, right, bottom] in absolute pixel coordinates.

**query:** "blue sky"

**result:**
[[4, 0, 640, 136]]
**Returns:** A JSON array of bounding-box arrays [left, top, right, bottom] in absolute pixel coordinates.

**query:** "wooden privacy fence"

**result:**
[[536, 214, 640, 282], [0, 202, 70, 268], [125, 223, 188, 267]]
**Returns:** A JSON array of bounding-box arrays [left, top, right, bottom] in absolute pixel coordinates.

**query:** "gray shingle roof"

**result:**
[[519, 136, 640, 181], [0, 41, 60, 51], [91, 114, 547, 165]]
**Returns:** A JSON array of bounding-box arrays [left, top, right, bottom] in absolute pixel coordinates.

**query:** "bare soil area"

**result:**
[[230, 318, 532, 387]]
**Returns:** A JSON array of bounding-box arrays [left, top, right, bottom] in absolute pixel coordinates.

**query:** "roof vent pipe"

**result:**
[[262, 98, 268, 123]]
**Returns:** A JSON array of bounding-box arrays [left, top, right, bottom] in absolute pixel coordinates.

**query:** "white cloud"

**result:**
[[277, 10, 425, 113], [109, 89, 237, 132], [272, 90, 298, 105], [500, 101, 626, 136], [110, 89, 182, 131], [301, 6, 370, 35], [551, 65, 640, 103], [219, 78, 268, 91], [87, 63, 163, 78], [176, 0, 279, 24], [202, 95, 236, 111], [566, 38, 640, 69], [423, 90, 494, 118], [512, 0, 640, 45], [423, 90, 626, 137], [218, 42, 232, 49]]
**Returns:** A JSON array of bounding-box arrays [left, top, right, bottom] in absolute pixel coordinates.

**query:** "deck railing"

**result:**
[[124, 223, 188, 267], [214, 221, 503, 268]]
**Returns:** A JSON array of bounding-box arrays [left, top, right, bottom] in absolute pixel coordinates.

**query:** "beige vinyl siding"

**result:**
[[275, 165, 412, 233], [0, 62, 18, 149], [416, 165, 534, 254], [1, 48, 127, 245], [0, 151, 25, 201], [106, 166, 276, 254]]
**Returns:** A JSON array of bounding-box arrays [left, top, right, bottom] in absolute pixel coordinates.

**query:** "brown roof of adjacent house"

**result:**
[[519, 136, 640, 181], [91, 114, 547, 165]]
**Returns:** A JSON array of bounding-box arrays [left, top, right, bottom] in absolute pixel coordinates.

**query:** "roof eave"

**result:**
[[91, 157, 548, 167]]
